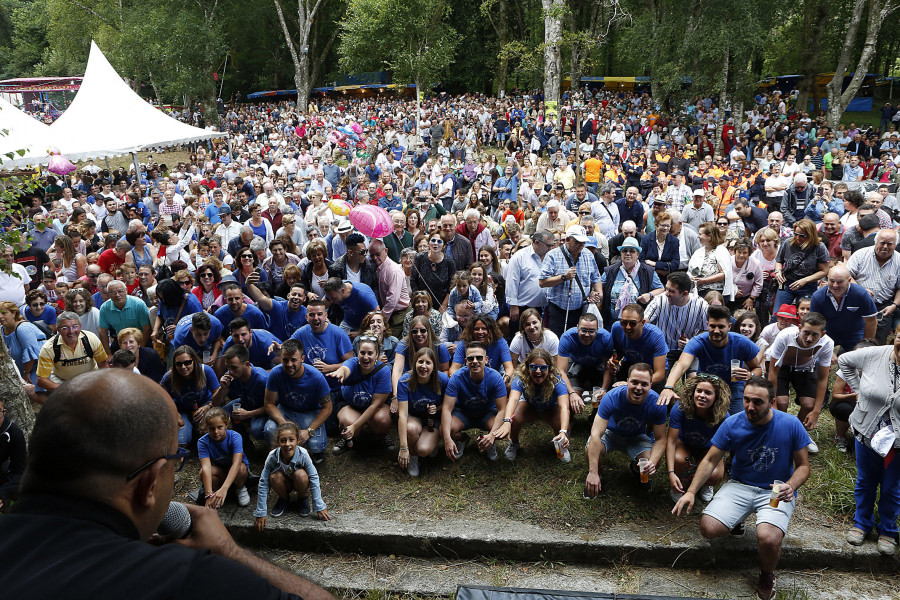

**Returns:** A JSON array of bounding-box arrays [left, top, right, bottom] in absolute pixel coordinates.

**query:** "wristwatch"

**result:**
[[307, 427, 316, 438]]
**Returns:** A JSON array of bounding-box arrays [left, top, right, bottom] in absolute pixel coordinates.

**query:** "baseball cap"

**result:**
[[566, 226, 589, 243], [218, 205, 232, 215]]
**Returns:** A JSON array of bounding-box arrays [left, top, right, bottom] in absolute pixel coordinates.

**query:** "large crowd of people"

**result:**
[[3, 87, 900, 600]]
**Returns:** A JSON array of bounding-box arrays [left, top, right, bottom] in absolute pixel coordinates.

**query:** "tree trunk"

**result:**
[[273, 0, 322, 114], [795, 0, 828, 115], [733, 99, 745, 138], [0, 336, 34, 439], [826, 0, 898, 129], [542, 0, 564, 104], [570, 43, 584, 95], [714, 50, 729, 156]]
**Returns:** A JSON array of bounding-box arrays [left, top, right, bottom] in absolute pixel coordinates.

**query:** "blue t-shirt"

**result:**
[[222, 329, 281, 370], [23, 305, 57, 327], [158, 294, 204, 327], [711, 409, 811, 489], [172, 314, 224, 355], [338, 281, 379, 329], [225, 365, 269, 410], [511, 376, 568, 412], [809, 283, 877, 349], [291, 324, 353, 392], [265, 299, 307, 342], [160, 364, 220, 413], [213, 304, 268, 333], [265, 363, 331, 413], [445, 367, 507, 417], [669, 402, 722, 450], [197, 428, 249, 467], [610, 322, 669, 369], [683, 333, 760, 402], [452, 338, 512, 372], [596, 384, 665, 437], [339, 358, 393, 410], [397, 371, 449, 419], [4, 321, 46, 384], [558, 327, 614, 368], [396, 340, 451, 370]]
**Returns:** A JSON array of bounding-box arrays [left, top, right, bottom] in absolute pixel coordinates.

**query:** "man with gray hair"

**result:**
[[668, 209, 699, 270], [36, 311, 109, 392], [98, 280, 151, 358], [847, 228, 900, 344], [591, 182, 620, 238], [780, 173, 812, 225], [227, 225, 255, 259]]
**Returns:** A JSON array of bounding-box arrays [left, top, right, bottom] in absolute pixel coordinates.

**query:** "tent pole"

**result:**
[[131, 152, 142, 185]]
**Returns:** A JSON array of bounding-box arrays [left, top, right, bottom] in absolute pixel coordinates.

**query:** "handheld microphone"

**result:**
[[157, 501, 192, 540]]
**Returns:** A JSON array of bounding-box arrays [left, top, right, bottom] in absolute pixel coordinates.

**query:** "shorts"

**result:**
[[776, 366, 818, 400], [451, 408, 496, 431], [703, 480, 795, 534], [597, 429, 653, 460]]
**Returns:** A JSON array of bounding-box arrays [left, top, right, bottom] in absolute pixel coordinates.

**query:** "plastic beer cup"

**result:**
[[638, 458, 650, 483], [770, 480, 784, 508]]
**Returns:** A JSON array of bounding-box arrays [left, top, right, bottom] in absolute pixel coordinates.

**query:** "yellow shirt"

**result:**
[[37, 331, 108, 382]]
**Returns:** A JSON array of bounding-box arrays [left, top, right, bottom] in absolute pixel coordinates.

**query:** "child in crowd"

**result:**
[[446, 270, 483, 320], [759, 303, 799, 348], [197, 407, 251, 509], [254, 422, 330, 529]]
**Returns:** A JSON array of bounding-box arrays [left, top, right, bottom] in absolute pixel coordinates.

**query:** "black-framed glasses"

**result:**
[[411, 328, 428, 334], [199, 272, 215, 278], [465, 355, 486, 362], [578, 328, 597, 335], [126, 446, 190, 481], [793, 231, 809, 239], [174, 359, 194, 368], [528, 364, 549, 373], [429, 238, 443, 244]]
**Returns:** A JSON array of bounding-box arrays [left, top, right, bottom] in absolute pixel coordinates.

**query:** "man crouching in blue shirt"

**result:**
[[584, 363, 666, 496], [672, 376, 811, 600]]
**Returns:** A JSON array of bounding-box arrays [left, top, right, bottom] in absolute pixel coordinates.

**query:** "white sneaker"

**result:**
[[407, 455, 420, 477], [485, 444, 499, 461], [559, 448, 571, 463], [699, 485, 714, 502], [807, 440, 819, 454], [505, 441, 520, 462], [670, 489, 684, 503], [236, 487, 251, 507]]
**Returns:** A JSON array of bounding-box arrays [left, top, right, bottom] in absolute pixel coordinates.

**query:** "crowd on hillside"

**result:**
[[2, 87, 900, 600]]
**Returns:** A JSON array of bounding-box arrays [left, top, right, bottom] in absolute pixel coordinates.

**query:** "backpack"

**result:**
[[52, 332, 95, 365]]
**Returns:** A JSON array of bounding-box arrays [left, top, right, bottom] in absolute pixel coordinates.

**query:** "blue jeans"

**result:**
[[770, 287, 814, 323], [264, 408, 327, 453], [177, 412, 193, 445], [222, 400, 267, 440], [854, 438, 900, 539]]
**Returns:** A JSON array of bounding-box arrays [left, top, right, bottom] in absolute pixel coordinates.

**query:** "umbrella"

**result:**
[[349, 204, 392, 238], [328, 199, 351, 216]]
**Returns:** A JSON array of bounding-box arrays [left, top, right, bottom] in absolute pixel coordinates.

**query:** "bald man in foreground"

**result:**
[[0, 370, 334, 600]]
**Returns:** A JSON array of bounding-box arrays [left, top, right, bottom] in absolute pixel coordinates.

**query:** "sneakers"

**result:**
[[755, 571, 776, 600], [236, 487, 251, 507], [407, 455, 420, 477], [670, 489, 684, 504], [383, 435, 397, 452], [485, 444, 499, 461], [807, 440, 819, 454], [699, 485, 715, 502], [297, 496, 312, 517], [187, 486, 202, 503], [312, 452, 325, 465], [452, 436, 467, 460], [834, 435, 848, 453], [333, 438, 353, 456], [730, 522, 745, 537], [505, 441, 520, 462], [846, 527, 866, 546], [271, 497, 290, 517], [878, 535, 898, 555]]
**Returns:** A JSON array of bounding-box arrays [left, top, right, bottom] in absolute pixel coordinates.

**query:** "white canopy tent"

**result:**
[[0, 41, 222, 170], [0, 97, 52, 169]]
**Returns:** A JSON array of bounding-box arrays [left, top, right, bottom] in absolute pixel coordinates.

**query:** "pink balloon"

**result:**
[[47, 151, 76, 176], [351, 122, 362, 135], [349, 204, 393, 238]]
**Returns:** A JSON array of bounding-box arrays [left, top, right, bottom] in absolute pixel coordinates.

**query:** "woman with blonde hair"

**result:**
[[688, 222, 733, 300], [494, 348, 570, 462], [304, 191, 333, 233], [666, 374, 731, 504], [772, 217, 829, 312], [0, 300, 46, 403], [53, 234, 86, 281]]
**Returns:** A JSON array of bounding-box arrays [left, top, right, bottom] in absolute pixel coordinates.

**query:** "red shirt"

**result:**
[[97, 248, 125, 275]]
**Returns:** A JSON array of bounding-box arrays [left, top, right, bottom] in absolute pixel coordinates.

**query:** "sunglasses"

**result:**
[[429, 238, 443, 244], [174, 360, 194, 368], [241, 254, 254, 259], [465, 355, 486, 363], [30, 302, 45, 308], [793, 231, 809, 239], [411, 328, 428, 334], [358, 335, 379, 344], [620, 320, 640, 327], [528, 364, 549, 373], [695, 373, 721, 383], [199, 272, 214, 278]]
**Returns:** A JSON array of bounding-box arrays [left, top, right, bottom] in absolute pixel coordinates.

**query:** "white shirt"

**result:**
[[0, 263, 30, 307], [765, 326, 834, 371], [505, 246, 547, 308]]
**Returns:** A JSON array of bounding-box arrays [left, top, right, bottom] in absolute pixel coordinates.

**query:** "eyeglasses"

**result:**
[[579, 211, 591, 215], [411, 328, 428, 334], [716, 221, 728, 226], [241, 254, 254, 259], [58, 325, 81, 332], [465, 355, 486, 362], [657, 224, 671, 230], [620, 320, 640, 327], [199, 272, 214, 279], [126, 446, 190, 481], [793, 231, 809, 239], [429, 238, 443, 244], [174, 359, 194, 368], [528, 364, 549, 373], [30, 302, 45, 308], [578, 328, 597, 335]]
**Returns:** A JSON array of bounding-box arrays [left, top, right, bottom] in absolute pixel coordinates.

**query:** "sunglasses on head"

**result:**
[[695, 373, 721, 383]]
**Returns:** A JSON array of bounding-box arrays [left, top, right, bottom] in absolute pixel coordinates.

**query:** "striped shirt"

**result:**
[[645, 294, 709, 348], [846, 247, 900, 304]]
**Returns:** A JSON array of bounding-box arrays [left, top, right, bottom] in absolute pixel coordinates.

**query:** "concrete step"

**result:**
[[218, 503, 899, 574]]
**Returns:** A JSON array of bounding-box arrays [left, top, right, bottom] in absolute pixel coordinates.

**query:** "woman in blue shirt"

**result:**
[[665, 374, 731, 504], [160, 346, 224, 445], [0, 301, 46, 404], [329, 333, 393, 455], [22, 289, 56, 334], [495, 348, 570, 462], [449, 315, 514, 385], [392, 314, 451, 403], [397, 347, 450, 477]]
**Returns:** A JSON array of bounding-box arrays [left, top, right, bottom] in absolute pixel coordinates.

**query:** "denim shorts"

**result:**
[[598, 429, 653, 460], [703, 480, 795, 534]]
